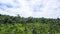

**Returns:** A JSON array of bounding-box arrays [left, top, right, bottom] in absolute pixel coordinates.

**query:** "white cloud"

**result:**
[[0, 0, 60, 18], [32, 0, 60, 18]]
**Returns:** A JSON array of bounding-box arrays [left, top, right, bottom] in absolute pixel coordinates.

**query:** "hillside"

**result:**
[[0, 14, 60, 34]]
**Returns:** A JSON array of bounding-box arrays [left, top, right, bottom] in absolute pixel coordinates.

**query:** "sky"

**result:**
[[0, 0, 60, 18]]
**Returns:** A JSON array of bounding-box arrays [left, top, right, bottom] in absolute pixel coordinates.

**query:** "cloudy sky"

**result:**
[[0, 0, 60, 18]]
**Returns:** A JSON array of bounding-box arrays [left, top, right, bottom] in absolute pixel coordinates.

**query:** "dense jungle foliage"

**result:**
[[0, 14, 60, 34]]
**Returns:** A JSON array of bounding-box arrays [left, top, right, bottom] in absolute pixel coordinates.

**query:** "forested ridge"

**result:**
[[0, 14, 60, 34]]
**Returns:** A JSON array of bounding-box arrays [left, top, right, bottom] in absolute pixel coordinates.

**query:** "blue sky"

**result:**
[[0, 0, 60, 18]]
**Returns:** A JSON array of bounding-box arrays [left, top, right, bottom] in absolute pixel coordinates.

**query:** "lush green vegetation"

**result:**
[[0, 14, 60, 34]]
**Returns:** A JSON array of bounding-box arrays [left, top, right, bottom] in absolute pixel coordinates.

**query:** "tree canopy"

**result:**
[[0, 14, 60, 34]]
